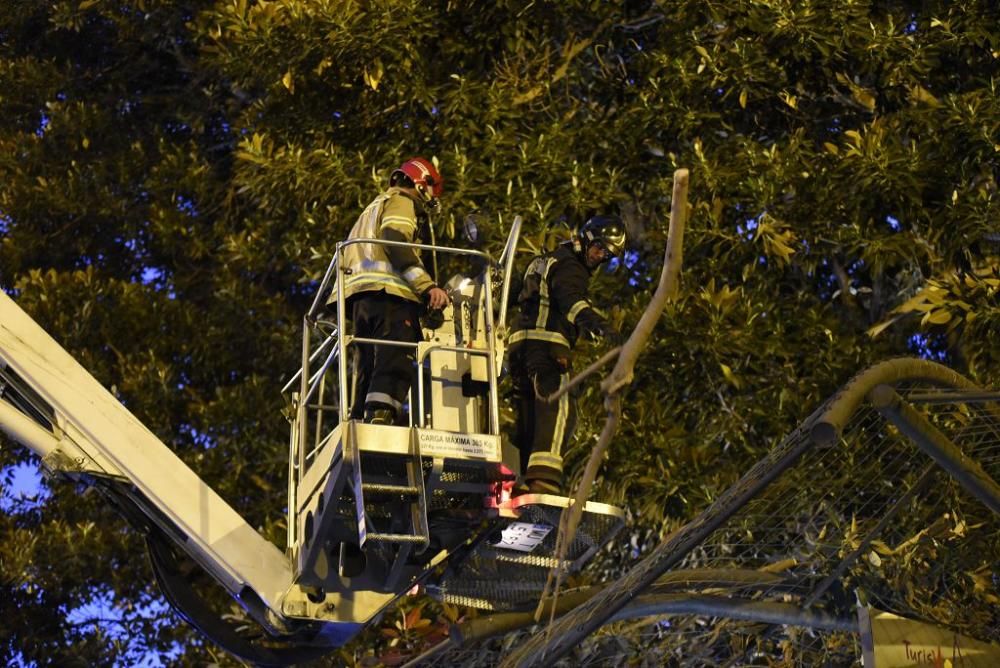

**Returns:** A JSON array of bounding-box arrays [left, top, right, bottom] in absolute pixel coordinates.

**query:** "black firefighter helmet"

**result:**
[[577, 214, 627, 265]]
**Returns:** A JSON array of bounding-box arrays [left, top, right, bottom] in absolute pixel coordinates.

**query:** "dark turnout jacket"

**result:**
[[509, 242, 608, 354]]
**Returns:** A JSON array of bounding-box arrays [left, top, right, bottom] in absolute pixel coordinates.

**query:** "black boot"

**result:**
[[527, 478, 563, 495], [363, 402, 396, 425]]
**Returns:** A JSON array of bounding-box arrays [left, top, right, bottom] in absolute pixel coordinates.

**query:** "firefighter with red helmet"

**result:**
[[331, 157, 449, 424], [508, 215, 627, 494]]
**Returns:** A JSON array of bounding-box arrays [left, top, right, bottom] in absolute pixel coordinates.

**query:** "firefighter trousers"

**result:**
[[349, 291, 422, 421], [509, 341, 577, 487]]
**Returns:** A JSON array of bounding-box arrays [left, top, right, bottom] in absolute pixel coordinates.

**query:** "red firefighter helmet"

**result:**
[[392, 157, 443, 205]]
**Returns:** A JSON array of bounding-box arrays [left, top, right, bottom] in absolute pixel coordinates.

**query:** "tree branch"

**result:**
[[541, 346, 621, 404], [512, 21, 613, 106], [830, 256, 856, 308], [527, 168, 689, 641], [457, 591, 854, 650]]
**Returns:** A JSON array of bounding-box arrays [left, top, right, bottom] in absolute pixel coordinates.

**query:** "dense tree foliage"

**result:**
[[1, 0, 997, 664]]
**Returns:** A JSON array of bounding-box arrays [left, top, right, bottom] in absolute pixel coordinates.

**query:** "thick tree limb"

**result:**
[[402, 568, 817, 666], [459, 593, 855, 647], [602, 171, 687, 396], [422, 591, 853, 668], [542, 345, 621, 404], [417, 594, 832, 668]]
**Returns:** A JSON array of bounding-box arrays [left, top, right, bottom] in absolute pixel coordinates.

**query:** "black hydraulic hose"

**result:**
[[92, 478, 337, 666], [145, 528, 336, 667]]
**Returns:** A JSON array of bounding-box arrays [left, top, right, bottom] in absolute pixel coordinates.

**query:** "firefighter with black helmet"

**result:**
[[331, 157, 449, 425], [508, 215, 627, 494]]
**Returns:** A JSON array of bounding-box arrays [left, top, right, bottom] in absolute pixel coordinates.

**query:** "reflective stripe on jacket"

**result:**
[[510, 243, 606, 352], [332, 188, 435, 304]]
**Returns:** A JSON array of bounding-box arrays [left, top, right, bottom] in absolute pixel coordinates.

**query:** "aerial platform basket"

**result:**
[[284, 217, 626, 625], [290, 418, 625, 616]]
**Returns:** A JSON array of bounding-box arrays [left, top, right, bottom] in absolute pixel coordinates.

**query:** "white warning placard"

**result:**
[[497, 522, 553, 552], [417, 429, 500, 460]]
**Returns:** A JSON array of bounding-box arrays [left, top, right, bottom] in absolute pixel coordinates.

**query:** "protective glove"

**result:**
[[584, 322, 622, 347], [423, 307, 445, 330], [421, 286, 449, 330]]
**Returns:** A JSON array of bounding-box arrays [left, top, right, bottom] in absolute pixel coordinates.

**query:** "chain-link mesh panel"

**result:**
[[423, 361, 999, 667]]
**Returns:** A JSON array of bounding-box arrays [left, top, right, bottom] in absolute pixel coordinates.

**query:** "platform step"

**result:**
[[367, 532, 428, 544], [361, 482, 421, 496], [429, 496, 626, 611]]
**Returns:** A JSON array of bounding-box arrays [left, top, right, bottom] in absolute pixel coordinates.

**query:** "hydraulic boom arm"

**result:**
[[0, 291, 328, 662]]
